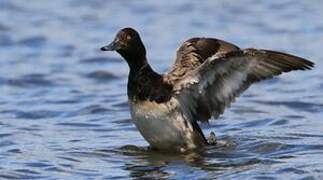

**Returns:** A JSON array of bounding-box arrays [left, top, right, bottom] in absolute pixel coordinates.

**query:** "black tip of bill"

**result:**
[[100, 46, 109, 51], [100, 41, 119, 51]]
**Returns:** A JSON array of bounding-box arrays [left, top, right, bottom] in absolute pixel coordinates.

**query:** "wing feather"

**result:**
[[168, 48, 314, 122], [167, 38, 240, 82]]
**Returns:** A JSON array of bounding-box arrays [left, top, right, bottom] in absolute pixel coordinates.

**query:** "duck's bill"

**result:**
[[100, 42, 119, 51]]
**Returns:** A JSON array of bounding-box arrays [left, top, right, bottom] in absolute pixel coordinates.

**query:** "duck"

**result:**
[[100, 27, 314, 152]]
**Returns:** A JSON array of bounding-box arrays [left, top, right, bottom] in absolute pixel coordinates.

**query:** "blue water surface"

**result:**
[[0, 0, 323, 179]]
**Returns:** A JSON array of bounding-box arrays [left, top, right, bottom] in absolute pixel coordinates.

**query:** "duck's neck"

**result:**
[[128, 56, 153, 77], [126, 56, 160, 86], [117, 49, 149, 73], [117, 50, 172, 103], [118, 51, 154, 76]]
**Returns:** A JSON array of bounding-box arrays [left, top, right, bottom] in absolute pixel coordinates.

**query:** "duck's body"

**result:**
[[101, 27, 314, 152], [126, 60, 206, 151]]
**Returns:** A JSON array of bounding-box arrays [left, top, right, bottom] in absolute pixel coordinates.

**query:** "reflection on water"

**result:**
[[1, 0, 323, 179]]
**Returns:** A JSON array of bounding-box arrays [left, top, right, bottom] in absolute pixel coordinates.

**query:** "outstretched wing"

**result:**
[[167, 48, 314, 122], [167, 37, 240, 82]]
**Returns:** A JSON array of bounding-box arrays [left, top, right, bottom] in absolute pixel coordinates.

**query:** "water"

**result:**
[[0, 0, 323, 179]]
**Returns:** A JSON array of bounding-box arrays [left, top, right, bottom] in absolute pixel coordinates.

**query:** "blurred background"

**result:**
[[0, 0, 322, 179]]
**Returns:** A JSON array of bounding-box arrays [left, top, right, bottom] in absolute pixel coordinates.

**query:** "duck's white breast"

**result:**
[[128, 98, 199, 151]]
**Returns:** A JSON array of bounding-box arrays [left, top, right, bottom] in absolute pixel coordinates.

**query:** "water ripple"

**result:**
[[79, 56, 120, 64], [6, 74, 55, 88], [85, 70, 119, 81], [253, 100, 323, 113], [17, 36, 47, 48]]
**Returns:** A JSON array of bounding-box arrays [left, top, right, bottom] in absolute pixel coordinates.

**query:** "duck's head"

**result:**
[[101, 28, 146, 64]]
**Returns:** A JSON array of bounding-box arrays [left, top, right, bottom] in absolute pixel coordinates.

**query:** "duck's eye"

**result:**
[[126, 35, 132, 40]]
